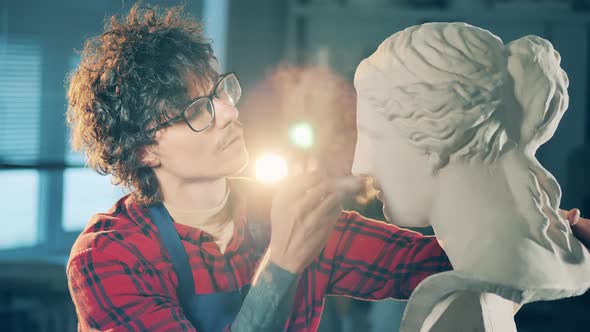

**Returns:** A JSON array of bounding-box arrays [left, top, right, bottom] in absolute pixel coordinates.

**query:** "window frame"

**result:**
[[0, 0, 213, 259]]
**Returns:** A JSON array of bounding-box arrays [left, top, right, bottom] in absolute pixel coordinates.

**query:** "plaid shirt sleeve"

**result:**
[[67, 233, 197, 332], [322, 211, 453, 300]]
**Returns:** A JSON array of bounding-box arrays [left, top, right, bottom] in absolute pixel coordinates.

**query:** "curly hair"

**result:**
[[66, 3, 217, 205]]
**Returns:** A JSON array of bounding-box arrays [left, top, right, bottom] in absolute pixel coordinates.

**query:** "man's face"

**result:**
[[148, 73, 248, 181]]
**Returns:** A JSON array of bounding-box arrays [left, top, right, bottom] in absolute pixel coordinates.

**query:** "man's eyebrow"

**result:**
[[207, 73, 221, 95]]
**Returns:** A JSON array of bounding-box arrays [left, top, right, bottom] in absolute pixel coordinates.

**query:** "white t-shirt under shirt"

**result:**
[[163, 186, 234, 254]]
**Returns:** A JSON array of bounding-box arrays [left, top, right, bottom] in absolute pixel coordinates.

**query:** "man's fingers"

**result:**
[[567, 208, 581, 226], [565, 208, 590, 249], [285, 171, 324, 196], [572, 217, 590, 249], [307, 192, 342, 225], [298, 176, 362, 211], [332, 176, 364, 199], [298, 180, 334, 213]]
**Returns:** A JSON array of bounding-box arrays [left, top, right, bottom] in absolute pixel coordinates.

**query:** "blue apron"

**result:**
[[148, 203, 253, 332]]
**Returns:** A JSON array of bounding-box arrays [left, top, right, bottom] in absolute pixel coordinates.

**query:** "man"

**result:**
[[66, 4, 590, 332]]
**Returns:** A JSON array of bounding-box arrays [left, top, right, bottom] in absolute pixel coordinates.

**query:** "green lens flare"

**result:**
[[289, 122, 314, 149]]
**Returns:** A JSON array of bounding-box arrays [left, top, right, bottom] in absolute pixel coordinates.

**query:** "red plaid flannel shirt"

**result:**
[[67, 192, 452, 331]]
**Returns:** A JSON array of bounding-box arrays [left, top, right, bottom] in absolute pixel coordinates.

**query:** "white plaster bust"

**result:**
[[351, 22, 590, 331]]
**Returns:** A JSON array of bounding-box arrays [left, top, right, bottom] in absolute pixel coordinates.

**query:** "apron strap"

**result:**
[[148, 203, 196, 305], [246, 222, 270, 259]]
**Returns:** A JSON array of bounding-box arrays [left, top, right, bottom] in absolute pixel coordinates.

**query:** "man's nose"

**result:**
[[213, 98, 239, 128]]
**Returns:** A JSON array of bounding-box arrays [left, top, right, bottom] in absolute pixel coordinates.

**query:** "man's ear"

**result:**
[[136, 145, 160, 167]]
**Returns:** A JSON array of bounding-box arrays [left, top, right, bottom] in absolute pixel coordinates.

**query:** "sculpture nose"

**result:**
[[351, 135, 374, 176]]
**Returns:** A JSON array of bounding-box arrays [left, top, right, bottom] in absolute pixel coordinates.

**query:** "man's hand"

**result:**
[[268, 172, 362, 274], [563, 208, 590, 250]]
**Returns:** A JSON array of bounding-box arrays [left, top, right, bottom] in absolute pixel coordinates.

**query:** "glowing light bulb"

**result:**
[[255, 153, 288, 183]]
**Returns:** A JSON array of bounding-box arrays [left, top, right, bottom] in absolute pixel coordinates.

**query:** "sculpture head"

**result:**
[[352, 22, 569, 227]]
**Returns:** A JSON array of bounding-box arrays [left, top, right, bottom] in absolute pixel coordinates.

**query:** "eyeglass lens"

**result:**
[[216, 74, 241, 106], [184, 74, 241, 131]]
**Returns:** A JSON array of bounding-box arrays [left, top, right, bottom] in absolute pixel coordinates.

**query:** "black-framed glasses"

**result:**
[[148, 72, 241, 133]]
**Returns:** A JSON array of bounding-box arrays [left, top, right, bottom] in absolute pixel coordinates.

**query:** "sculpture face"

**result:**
[[352, 90, 436, 228]]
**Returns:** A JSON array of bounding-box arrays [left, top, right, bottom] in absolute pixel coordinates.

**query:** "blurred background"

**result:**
[[1, 0, 590, 331]]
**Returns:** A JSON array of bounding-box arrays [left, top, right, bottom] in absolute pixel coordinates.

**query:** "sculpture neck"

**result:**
[[430, 156, 523, 276]]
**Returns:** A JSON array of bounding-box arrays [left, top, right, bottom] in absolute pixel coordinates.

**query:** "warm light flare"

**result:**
[[255, 153, 288, 183]]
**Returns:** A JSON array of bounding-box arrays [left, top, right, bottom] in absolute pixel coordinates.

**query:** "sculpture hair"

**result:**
[[505, 35, 572, 253], [355, 23, 511, 171]]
